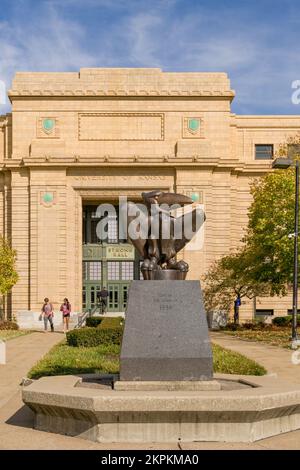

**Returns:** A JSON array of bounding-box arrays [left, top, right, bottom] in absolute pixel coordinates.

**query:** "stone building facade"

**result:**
[[0, 68, 299, 324]]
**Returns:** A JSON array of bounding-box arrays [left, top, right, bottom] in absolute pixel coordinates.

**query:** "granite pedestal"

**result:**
[[120, 280, 213, 381]]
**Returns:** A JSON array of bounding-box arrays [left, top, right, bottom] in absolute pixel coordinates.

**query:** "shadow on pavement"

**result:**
[[5, 404, 34, 429]]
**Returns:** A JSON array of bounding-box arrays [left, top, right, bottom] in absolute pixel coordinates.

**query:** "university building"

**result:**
[[0, 67, 299, 324]]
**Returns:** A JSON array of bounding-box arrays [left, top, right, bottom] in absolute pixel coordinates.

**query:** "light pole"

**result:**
[[272, 157, 299, 347]]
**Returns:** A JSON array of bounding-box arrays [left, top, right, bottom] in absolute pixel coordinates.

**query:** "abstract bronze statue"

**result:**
[[123, 190, 205, 280]]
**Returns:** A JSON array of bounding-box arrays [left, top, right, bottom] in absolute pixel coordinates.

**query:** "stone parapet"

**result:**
[[9, 68, 235, 99]]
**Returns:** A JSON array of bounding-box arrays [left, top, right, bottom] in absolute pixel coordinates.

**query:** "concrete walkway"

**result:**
[[0, 332, 64, 409], [0, 331, 299, 449], [210, 331, 300, 385]]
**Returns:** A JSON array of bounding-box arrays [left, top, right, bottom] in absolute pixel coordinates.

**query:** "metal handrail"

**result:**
[[75, 302, 104, 329]]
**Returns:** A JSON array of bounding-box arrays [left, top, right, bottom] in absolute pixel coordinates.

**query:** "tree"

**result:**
[[244, 169, 294, 295], [243, 134, 300, 296], [203, 248, 269, 323], [0, 236, 18, 298]]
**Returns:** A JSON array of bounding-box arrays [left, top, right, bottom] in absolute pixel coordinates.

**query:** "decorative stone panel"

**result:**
[[78, 113, 164, 141], [182, 117, 204, 139], [37, 117, 59, 138]]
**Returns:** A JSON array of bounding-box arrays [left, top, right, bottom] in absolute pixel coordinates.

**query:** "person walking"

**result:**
[[60, 298, 71, 333], [41, 298, 54, 332]]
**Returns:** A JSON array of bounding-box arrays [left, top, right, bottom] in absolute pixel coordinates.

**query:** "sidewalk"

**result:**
[[210, 331, 300, 385], [0, 331, 63, 409], [0, 331, 299, 449]]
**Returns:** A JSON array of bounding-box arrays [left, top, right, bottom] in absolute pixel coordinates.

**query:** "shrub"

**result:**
[[0, 321, 19, 330], [241, 322, 256, 330], [241, 321, 272, 331], [222, 322, 242, 331], [67, 325, 123, 347], [272, 315, 300, 327], [272, 316, 290, 327], [95, 327, 123, 345], [86, 317, 102, 328]]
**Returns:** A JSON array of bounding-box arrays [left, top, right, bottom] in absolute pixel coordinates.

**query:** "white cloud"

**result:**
[[112, 5, 300, 114], [125, 13, 164, 67], [0, 2, 97, 112], [0, 0, 299, 114], [0, 80, 6, 105]]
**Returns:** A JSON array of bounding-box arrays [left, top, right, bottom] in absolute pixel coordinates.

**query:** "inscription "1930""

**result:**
[[153, 294, 176, 312]]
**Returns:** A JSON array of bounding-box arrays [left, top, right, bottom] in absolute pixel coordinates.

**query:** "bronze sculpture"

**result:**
[[124, 190, 205, 280]]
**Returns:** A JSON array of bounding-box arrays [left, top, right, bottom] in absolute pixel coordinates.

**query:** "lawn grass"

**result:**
[[28, 340, 266, 379], [0, 330, 32, 341], [221, 327, 291, 349], [28, 341, 120, 379], [212, 343, 266, 376]]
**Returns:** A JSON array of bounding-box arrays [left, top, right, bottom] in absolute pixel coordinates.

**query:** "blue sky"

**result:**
[[0, 0, 300, 114]]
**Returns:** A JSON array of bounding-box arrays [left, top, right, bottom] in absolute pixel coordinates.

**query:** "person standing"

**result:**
[[234, 295, 241, 324], [60, 298, 71, 333], [41, 298, 54, 332], [99, 287, 108, 314]]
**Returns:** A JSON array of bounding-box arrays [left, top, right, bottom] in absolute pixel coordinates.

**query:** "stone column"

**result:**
[[10, 168, 30, 318], [29, 168, 68, 313]]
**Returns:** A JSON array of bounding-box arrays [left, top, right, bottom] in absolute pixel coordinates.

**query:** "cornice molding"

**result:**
[[1, 156, 272, 173], [8, 89, 235, 99]]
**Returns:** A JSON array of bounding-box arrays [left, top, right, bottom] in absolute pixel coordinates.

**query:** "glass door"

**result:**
[[121, 284, 129, 310], [86, 284, 101, 311], [83, 255, 141, 312], [83, 261, 102, 312], [107, 283, 131, 312], [108, 284, 120, 311]]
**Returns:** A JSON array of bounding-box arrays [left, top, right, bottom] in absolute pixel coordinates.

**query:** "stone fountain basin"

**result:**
[[22, 373, 300, 443]]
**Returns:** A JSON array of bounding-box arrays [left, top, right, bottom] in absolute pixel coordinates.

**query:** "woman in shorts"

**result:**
[[60, 298, 71, 333]]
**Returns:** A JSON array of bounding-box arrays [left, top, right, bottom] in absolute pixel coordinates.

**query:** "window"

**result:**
[[255, 309, 274, 316], [255, 144, 273, 160], [121, 262, 134, 280], [82, 286, 86, 309], [91, 211, 118, 244], [107, 214, 118, 243], [83, 205, 121, 244], [287, 309, 300, 315], [108, 261, 120, 280], [122, 285, 129, 309], [90, 217, 100, 244], [83, 261, 102, 281], [108, 261, 135, 280]]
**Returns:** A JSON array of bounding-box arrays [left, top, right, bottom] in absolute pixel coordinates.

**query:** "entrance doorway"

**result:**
[[82, 205, 142, 313], [107, 283, 130, 312], [82, 260, 137, 312]]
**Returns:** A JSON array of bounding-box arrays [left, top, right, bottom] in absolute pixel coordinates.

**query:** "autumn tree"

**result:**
[[203, 248, 269, 322], [0, 237, 18, 316], [244, 134, 300, 295]]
